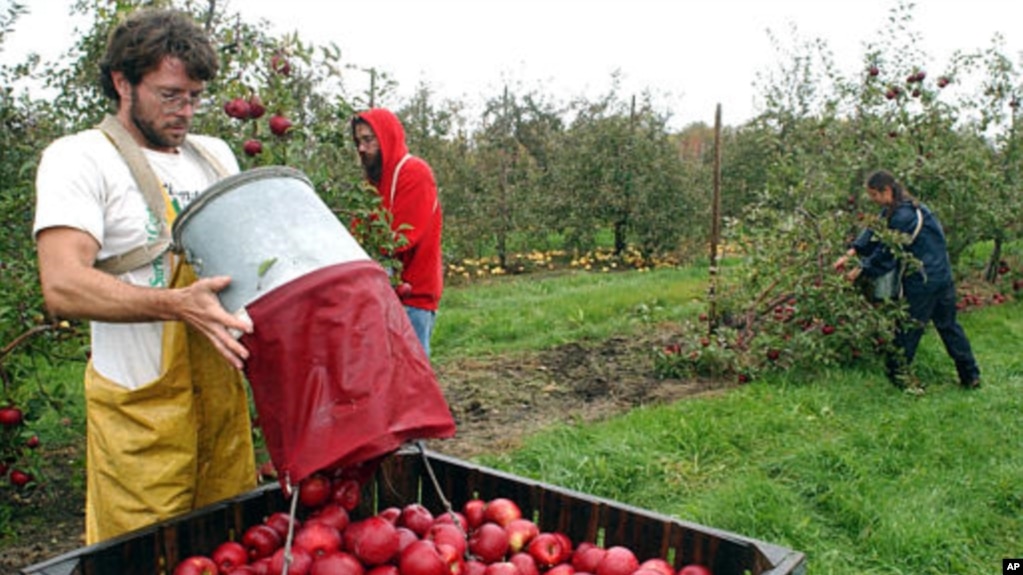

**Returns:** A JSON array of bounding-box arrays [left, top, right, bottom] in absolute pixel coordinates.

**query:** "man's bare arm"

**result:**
[[36, 226, 252, 368]]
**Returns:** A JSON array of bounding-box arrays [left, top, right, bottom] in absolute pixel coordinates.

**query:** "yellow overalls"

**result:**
[[83, 183, 256, 544]]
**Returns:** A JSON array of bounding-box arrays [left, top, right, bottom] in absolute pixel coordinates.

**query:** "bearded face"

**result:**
[[354, 123, 382, 184], [121, 57, 201, 151]]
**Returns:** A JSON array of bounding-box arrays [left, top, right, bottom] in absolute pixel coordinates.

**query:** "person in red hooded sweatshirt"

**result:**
[[351, 108, 443, 356]]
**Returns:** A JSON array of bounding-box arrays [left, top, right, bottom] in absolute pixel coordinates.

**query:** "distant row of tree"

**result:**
[[2, 0, 1021, 352]]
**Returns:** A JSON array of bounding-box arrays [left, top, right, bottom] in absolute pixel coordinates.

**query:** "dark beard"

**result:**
[[129, 87, 179, 149], [361, 153, 382, 185]]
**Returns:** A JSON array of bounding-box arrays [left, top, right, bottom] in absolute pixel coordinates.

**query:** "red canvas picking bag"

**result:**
[[240, 260, 456, 491]]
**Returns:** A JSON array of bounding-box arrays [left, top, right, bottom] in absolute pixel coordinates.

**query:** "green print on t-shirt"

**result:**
[[145, 207, 166, 287]]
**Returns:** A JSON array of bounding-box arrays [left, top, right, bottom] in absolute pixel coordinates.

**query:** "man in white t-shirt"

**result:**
[[33, 8, 256, 544]]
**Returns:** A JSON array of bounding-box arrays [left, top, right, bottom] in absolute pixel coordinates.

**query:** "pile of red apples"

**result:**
[[173, 472, 713, 575]]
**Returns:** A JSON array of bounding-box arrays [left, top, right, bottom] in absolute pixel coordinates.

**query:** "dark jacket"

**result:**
[[851, 200, 953, 295]]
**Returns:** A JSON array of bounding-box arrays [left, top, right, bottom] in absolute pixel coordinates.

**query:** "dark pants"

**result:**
[[886, 282, 980, 385]]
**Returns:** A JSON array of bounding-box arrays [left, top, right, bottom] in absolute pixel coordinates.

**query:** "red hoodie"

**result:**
[[355, 108, 443, 311]]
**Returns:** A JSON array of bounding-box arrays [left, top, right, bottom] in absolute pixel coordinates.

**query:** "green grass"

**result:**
[[470, 279, 1023, 575], [432, 266, 709, 360]]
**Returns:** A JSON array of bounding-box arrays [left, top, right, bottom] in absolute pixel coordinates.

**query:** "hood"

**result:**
[[355, 108, 409, 199]]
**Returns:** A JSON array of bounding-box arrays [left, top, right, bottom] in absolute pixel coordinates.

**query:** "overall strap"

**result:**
[[93, 116, 226, 274], [94, 115, 173, 275], [183, 137, 230, 179]]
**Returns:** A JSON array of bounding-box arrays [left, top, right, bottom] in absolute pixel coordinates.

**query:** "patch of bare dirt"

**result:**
[[2, 325, 735, 572]]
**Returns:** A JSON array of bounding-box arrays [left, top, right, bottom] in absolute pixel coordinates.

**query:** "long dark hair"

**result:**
[[99, 9, 219, 104], [866, 169, 919, 220]]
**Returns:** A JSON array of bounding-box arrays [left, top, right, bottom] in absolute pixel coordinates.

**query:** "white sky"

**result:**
[[3, 0, 1023, 129]]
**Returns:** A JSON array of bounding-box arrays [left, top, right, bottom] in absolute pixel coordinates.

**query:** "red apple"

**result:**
[[271, 53, 291, 76], [299, 473, 333, 509], [526, 533, 565, 569], [265, 511, 301, 539], [309, 503, 350, 532], [332, 478, 362, 511], [400, 539, 449, 575], [434, 510, 468, 531], [212, 540, 249, 572], [463, 499, 486, 530], [397, 526, 420, 553], [9, 469, 33, 487], [174, 555, 218, 575], [504, 518, 539, 554], [427, 522, 468, 557], [311, 551, 364, 575], [223, 97, 251, 120], [483, 562, 522, 575], [377, 506, 402, 525], [396, 282, 413, 298], [368, 566, 399, 575], [484, 498, 522, 527], [243, 139, 263, 157], [251, 557, 273, 575], [346, 516, 400, 566], [248, 95, 267, 119], [677, 565, 712, 575], [270, 545, 314, 575], [509, 552, 540, 575], [469, 522, 509, 563], [546, 565, 575, 575], [0, 406, 23, 427], [438, 542, 467, 575], [243, 523, 283, 561], [465, 560, 488, 575], [401, 503, 436, 536], [571, 545, 606, 573], [637, 559, 674, 575], [269, 115, 293, 137], [295, 521, 343, 557], [551, 533, 573, 564], [595, 546, 638, 575]]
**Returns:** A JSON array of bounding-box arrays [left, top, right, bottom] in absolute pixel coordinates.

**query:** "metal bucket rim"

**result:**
[[171, 165, 313, 244]]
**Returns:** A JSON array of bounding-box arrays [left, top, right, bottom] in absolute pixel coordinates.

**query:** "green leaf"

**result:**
[[258, 257, 277, 278]]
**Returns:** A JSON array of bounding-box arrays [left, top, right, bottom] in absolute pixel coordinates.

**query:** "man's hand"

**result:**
[[176, 276, 253, 369]]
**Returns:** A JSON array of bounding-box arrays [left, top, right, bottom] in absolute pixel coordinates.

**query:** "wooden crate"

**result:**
[[22, 448, 806, 575]]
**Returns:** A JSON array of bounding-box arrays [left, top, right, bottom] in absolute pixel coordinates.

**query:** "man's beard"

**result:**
[[130, 87, 186, 149], [361, 151, 382, 185]]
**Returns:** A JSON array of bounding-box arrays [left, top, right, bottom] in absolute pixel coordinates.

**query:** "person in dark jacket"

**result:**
[[350, 108, 443, 356], [833, 170, 980, 390]]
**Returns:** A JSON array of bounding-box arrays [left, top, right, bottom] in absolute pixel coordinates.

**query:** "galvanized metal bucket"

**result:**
[[171, 166, 370, 314]]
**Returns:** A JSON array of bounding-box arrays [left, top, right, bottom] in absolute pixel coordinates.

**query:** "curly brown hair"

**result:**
[[99, 9, 218, 103]]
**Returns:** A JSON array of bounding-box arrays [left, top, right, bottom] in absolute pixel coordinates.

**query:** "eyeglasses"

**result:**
[[153, 88, 203, 114]]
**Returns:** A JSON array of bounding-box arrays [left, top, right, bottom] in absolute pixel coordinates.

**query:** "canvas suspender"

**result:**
[[93, 114, 228, 275]]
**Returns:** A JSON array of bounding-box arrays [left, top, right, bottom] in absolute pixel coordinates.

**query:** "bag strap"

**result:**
[[908, 208, 924, 243], [389, 153, 439, 214], [93, 115, 228, 275]]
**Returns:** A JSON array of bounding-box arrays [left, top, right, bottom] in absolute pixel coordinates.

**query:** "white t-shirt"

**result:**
[[33, 128, 240, 390]]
